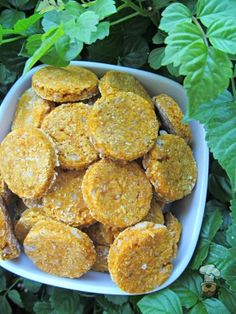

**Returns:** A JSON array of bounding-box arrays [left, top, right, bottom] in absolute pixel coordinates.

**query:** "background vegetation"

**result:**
[[0, 0, 235, 313]]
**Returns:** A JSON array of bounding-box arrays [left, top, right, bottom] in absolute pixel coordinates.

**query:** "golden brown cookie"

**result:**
[[153, 94, 192, 143], [0, 171, 14, 205], [42, 170, 96, 227], [82, 159, 152, 228], [12, 88, 53, 130], [24, 219, 96, 278], [85, 223, 122, 245], [108, 221, 173, 293], [0, 128, 58, 199], [92, 245, 109, 272], [99, 71, 153, 107], [0, 197, 20, 260], [165, 212, 182, 259], [41, 103, 98, 170], [143, 197, 164, 224], [32, 66, 98, 102], [88, 92, 159, 161], [143, 134, 197, 202], [15, 207, 47, 243]]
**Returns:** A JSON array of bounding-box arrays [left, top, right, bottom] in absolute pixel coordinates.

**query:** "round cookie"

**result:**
[[0, 128, 58, 199], [143, 197, 164, 224], [82, 159, 152, 228], [92, 245, 109, 272], [108, 221, 173, 293], [85, 222, 122, 245], [143, 134, 197, 202], [99, 71, 153, 108], [12, 88, 53, 130], [32, 66, 98, 102], [153, 94, 192, 143], [165, 212, 182, 259], [24, 219, 96, 278], [42, 170, 96, 227], [88, 92, 159, 161], [41, 103, 98, 170]]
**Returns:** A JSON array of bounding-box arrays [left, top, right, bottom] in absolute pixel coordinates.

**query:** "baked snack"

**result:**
[[24, 219, 96, 278], [85, 223, 122, 246], [143, 197, 164, 224], [92, 245, 109, 272], [0, 171, 13, 205], [143, 134, 197, 202], [88, 92, 159, 161], [165, 212, 182, 259], [12, 88, 53, 130], [41, 103, 98, 170], [0, 197, 20, 260], [153, 94, 192, 143], [0, 128, 58, 199], [108, 221, 173, 293], [42, 170, 96, 227], [82, 159, 152, 228], [99, 71, 153, 107], [32, 66, 98, 102]]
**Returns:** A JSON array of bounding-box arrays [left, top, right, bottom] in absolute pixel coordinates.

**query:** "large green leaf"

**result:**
[[138, 289, 183, 314], [162, 23, 203, 66], [197, 0, 236, 27], [0, 9, 25, 28], [189, 298, 230, 314], [7, 290, 23, 308], [0, 296, 12, 314], [219, 286, 236, 313], [88, 0, 116, 20], [148, 47, 165, 70], [159, 3, 192, 33], [207, 19, 236, 54]]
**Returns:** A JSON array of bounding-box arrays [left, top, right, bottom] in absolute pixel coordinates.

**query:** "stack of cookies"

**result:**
[[0, 66, 197, 293]]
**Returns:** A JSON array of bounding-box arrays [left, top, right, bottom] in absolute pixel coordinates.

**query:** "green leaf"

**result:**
[[104, 295, 129, 306], [148, 47, 165, 70], [55, 34, 83, 61], [33, 301, 53, 314], [190, 298, 230, 314], [159, 3, 192, 33], [0, 64, 16, 85], [191, 239, 210, 269], [89, 0, 116, 20], [226, 224, 236, 247], [224, 263, 236, 292], [7, 290, 23, 308], [171, 271, 201, 309], [208, 173, 232, 203], [152, 31, 165, 44], [0, 9, 25, 28], [138, 289, 183, 314], [197, 0, 236, 27], [167, 63, 181, 77], [23, 26, 64, 74], [162, 23, 203, 66], [207, 19, 236, 54], [73, 11, 99, 44], [13, 13, 42, 35], [219, 286, 236, 313], [0, 276, 6, 292], [151, 0, 173, 10], [202, 209, 223, 240], [50, 288, 81, 314], [22, 279, 42, 293], [87, 21, 110, 44], [0, 296, 12, 314], [181, 44, 232, 115], [42, 10, 61, 32]]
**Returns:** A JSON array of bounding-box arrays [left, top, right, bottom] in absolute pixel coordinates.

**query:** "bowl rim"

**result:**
[[0, 61, 209, 295]]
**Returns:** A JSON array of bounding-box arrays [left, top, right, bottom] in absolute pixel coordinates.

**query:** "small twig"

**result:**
[[110, 12, 140, 26], [3, 277, 21, 297], [1, 35, 25, 44]]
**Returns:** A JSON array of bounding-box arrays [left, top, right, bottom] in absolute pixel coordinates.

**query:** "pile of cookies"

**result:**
[[0, 66, 197, 293]]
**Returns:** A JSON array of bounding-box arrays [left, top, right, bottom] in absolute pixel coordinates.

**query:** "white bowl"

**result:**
[[0, 61, 209, 295]]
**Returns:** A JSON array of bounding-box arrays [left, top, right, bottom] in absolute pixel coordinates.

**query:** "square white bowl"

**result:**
[[0, 61, 209, 295]]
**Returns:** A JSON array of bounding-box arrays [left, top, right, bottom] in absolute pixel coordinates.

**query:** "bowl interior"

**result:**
[[0, 61, 209, 295]]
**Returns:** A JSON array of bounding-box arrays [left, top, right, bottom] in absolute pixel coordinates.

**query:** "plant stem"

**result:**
[[192, 16, 209, 47], [231, 77, 236, 99], [3, 277, 21, 297], [110, 12, 140, 26], [117, 3, 127, 11], [1, 35, 25, 44]]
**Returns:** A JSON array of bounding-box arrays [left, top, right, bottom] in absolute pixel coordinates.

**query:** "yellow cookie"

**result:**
[[0, 198, 20, 260], [85, 222, 122, 245], [143, 134, 197, 202], [32, 66, 98, 102], [0, 128, 58, 199], [88, 92, 159, 161], [12, 88, 53, 130], [153, 94, 192, 143], [143, 197, 164, 224], [41, 103, 98, 170], [15, 207, 47, 243], [24, 219, 96, 278], [99, 71, 153, 108], [165, 212, 182, 259], [108, 221, 173, 293], [92, 245, 109, 272], [82, 159, 152, 228], [42, 170, 96, 227]]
